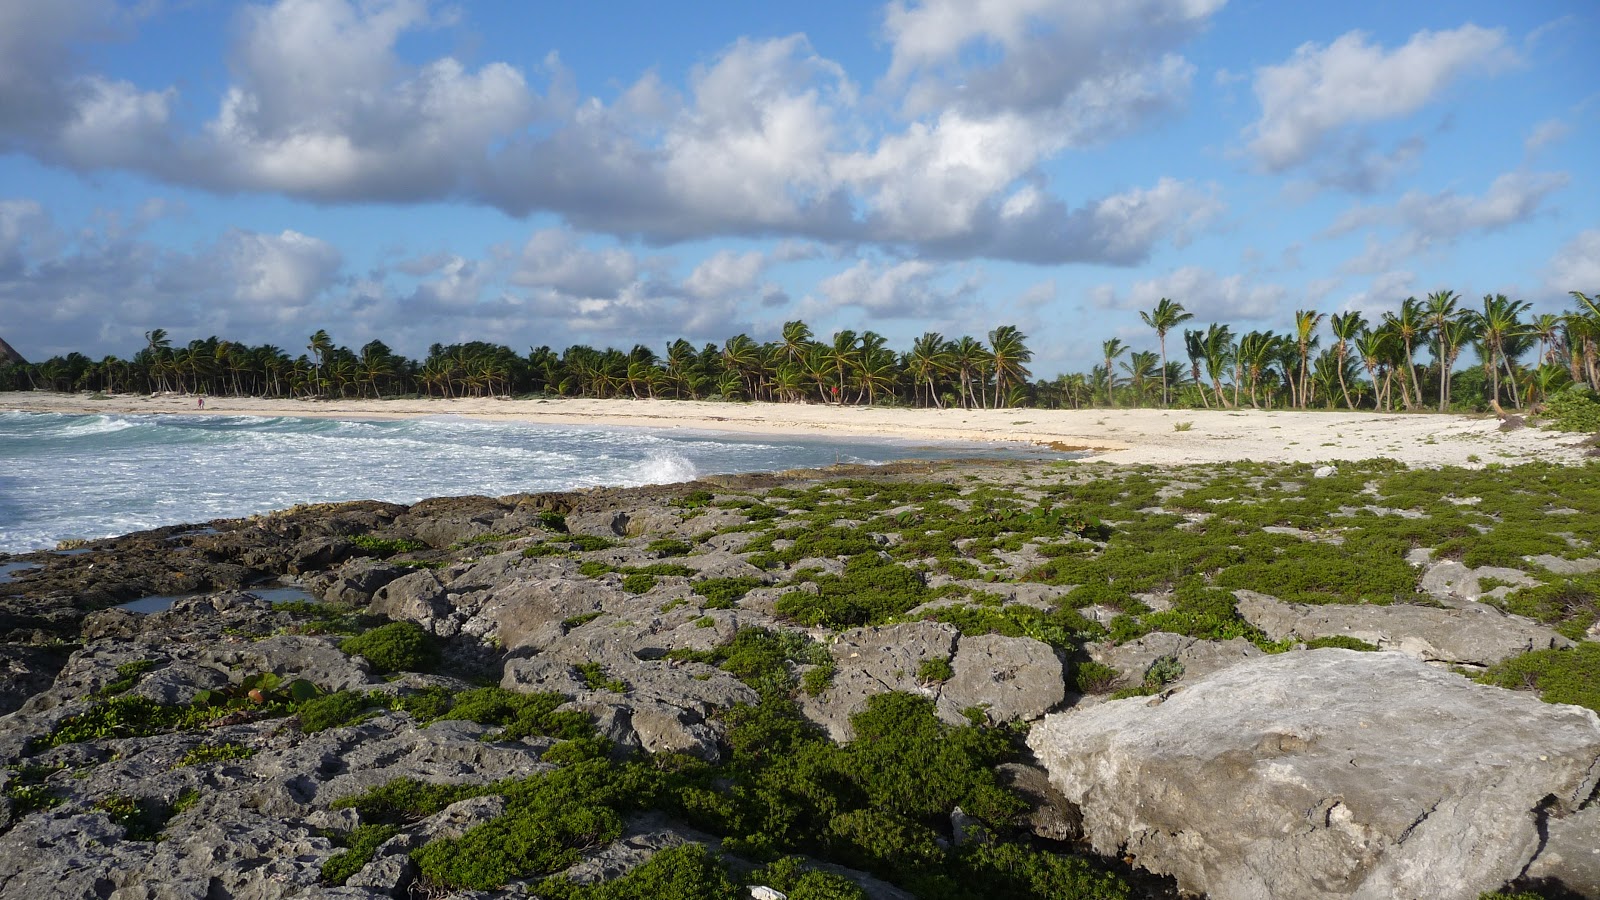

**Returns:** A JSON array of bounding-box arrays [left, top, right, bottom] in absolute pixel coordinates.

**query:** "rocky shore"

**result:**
[[1, 457, 1597, 899]]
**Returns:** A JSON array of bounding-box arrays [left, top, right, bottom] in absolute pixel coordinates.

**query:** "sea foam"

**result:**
[[0, 411, 1045, 553]]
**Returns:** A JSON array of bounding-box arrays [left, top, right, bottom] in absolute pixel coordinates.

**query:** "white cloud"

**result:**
[[684, 250, 767, 300], [0, 0, 1226, 265], [1246, 26, 1515, 172], [1524, 118, 1571, 154], [510, 229, 643, 298], [1093, 266, 1287, 321], [1544, 229, 1600, 297], [1334, 270, 1418, 318], [1328, 171, 1569, 242], [220, 230, 343, 307], [816, 258, 978, 318]]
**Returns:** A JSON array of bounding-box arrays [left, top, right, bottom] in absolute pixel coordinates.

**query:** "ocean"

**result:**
[[0, 411, 1060, 554]]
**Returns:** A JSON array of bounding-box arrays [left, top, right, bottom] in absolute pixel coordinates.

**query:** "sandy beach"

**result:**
[[2, 391, 1588, 468]]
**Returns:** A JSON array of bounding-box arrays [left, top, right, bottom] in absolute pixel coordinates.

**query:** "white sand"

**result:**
[[2, 391, 1587, 468]]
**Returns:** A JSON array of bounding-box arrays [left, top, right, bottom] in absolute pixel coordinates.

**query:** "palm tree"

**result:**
[[1329, 311, 1366, 410], [780, 320, 814, 366], [1139, 298, 1193, 407], [1121, 350, 1160, 406], [1474, 293, 1532, 408], [1380, 298, 1428, 410], [951, 336, 990, 409], [1101, 338, 1127, 407], [1292, 309, 1324, 409], [144, 329, 172, 392], [907, 332, 952, 408], [1199, 324, 1234, 409], [1422, 290, 1462, 411], [1236, 331, 1281, 408], [823, 330, 858, 405], [307, 329, 334, 397], [1182, 329, 1209, 408], [987, 325, 1033, 409], [1569, 292, 1600, 389]]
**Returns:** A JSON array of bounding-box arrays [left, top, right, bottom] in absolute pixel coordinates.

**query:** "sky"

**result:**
[[1, 0, 1597, 377]]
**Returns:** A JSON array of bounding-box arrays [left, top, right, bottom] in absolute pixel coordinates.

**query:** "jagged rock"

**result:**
[[684, 549, 770, 582], [0, 644, 69, 715], [370, 568, 450, 625], [284, 536, 356, 575], [942, 633, 1066, 725], [1236, 590, 1570, 666], [566, 508, 632, 537], [198, 634, 375, 692], [1522, 802, 1600, 897], [1088, 632, 1262, 688], [502, 653, 589, 695], [1027, 650, 1600, 900], [477, 576, 619, 651], [996, 763, 1081, 843], [801, 622, 957, 741], [319, 557, 406, 606]]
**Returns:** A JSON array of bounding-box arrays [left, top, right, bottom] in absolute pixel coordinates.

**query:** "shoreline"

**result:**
[[1, 390, 1589, 467]]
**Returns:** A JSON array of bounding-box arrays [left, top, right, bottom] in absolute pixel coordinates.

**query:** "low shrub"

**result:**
[[349, 535, 428, 556], [694, 576, 766, 609], [1303, 635, 1379, 651], [176, 742, 255, 768], [340, 621, 438, 673], [538, 843, 743, 900], [322, 823, 400, 885], [1477, 642, 1600, 712], [1543, 386, 1600, 433], [917, 657, 953, 683], [299, 690, 382, 733], [434, 687, 592, 741], [96, 793, 174, 841], [575, 662, 628, 693]]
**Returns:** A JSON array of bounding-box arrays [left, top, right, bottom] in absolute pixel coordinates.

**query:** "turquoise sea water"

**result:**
[[0, 411, 1058, 553]]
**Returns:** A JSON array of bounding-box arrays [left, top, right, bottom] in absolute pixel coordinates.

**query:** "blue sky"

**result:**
[[2, 0, 1596, 377]]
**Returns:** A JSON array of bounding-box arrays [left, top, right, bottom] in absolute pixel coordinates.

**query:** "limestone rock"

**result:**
[[1027, 650, 1600, 900], [1088, 632, 1263, 688], [1236, 590, 1570, 666], [942, 633, 1066, 726], [800, 622, 956, 741], [370, 568, 450, 625], [318, 557, 406, 606]]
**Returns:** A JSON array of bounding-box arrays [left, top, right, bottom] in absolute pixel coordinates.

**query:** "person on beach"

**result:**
[[197, 396, 204, 409]]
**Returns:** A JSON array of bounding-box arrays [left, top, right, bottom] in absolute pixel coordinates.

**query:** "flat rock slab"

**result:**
[[1088, 632, 1262, 688], [1235, 590, 1570, 666], [1027, 650, 1600, 900], [1419, 560, 1539, 606]]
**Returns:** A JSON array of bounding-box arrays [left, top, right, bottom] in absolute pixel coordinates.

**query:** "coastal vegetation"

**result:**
[[5, 291, 1598, 416], [2, 456, 1594, 896]]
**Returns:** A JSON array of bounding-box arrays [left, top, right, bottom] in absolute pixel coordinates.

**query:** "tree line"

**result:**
[[3, 292, 1596, 412]]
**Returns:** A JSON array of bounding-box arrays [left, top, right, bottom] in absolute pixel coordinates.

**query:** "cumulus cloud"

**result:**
[[0, 212, 347, 358], [1544, 229, 1600, 297], [1092, 266, 1287, 322], [0, 0, 1224, 265], [1327, 170, 1569, 242], [813, 257, 980, 319], [883, 0, 1221, 121], [1245, 26, 1515, 174], [684, 250, 767, 300], [510, 229, 645, 298]]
